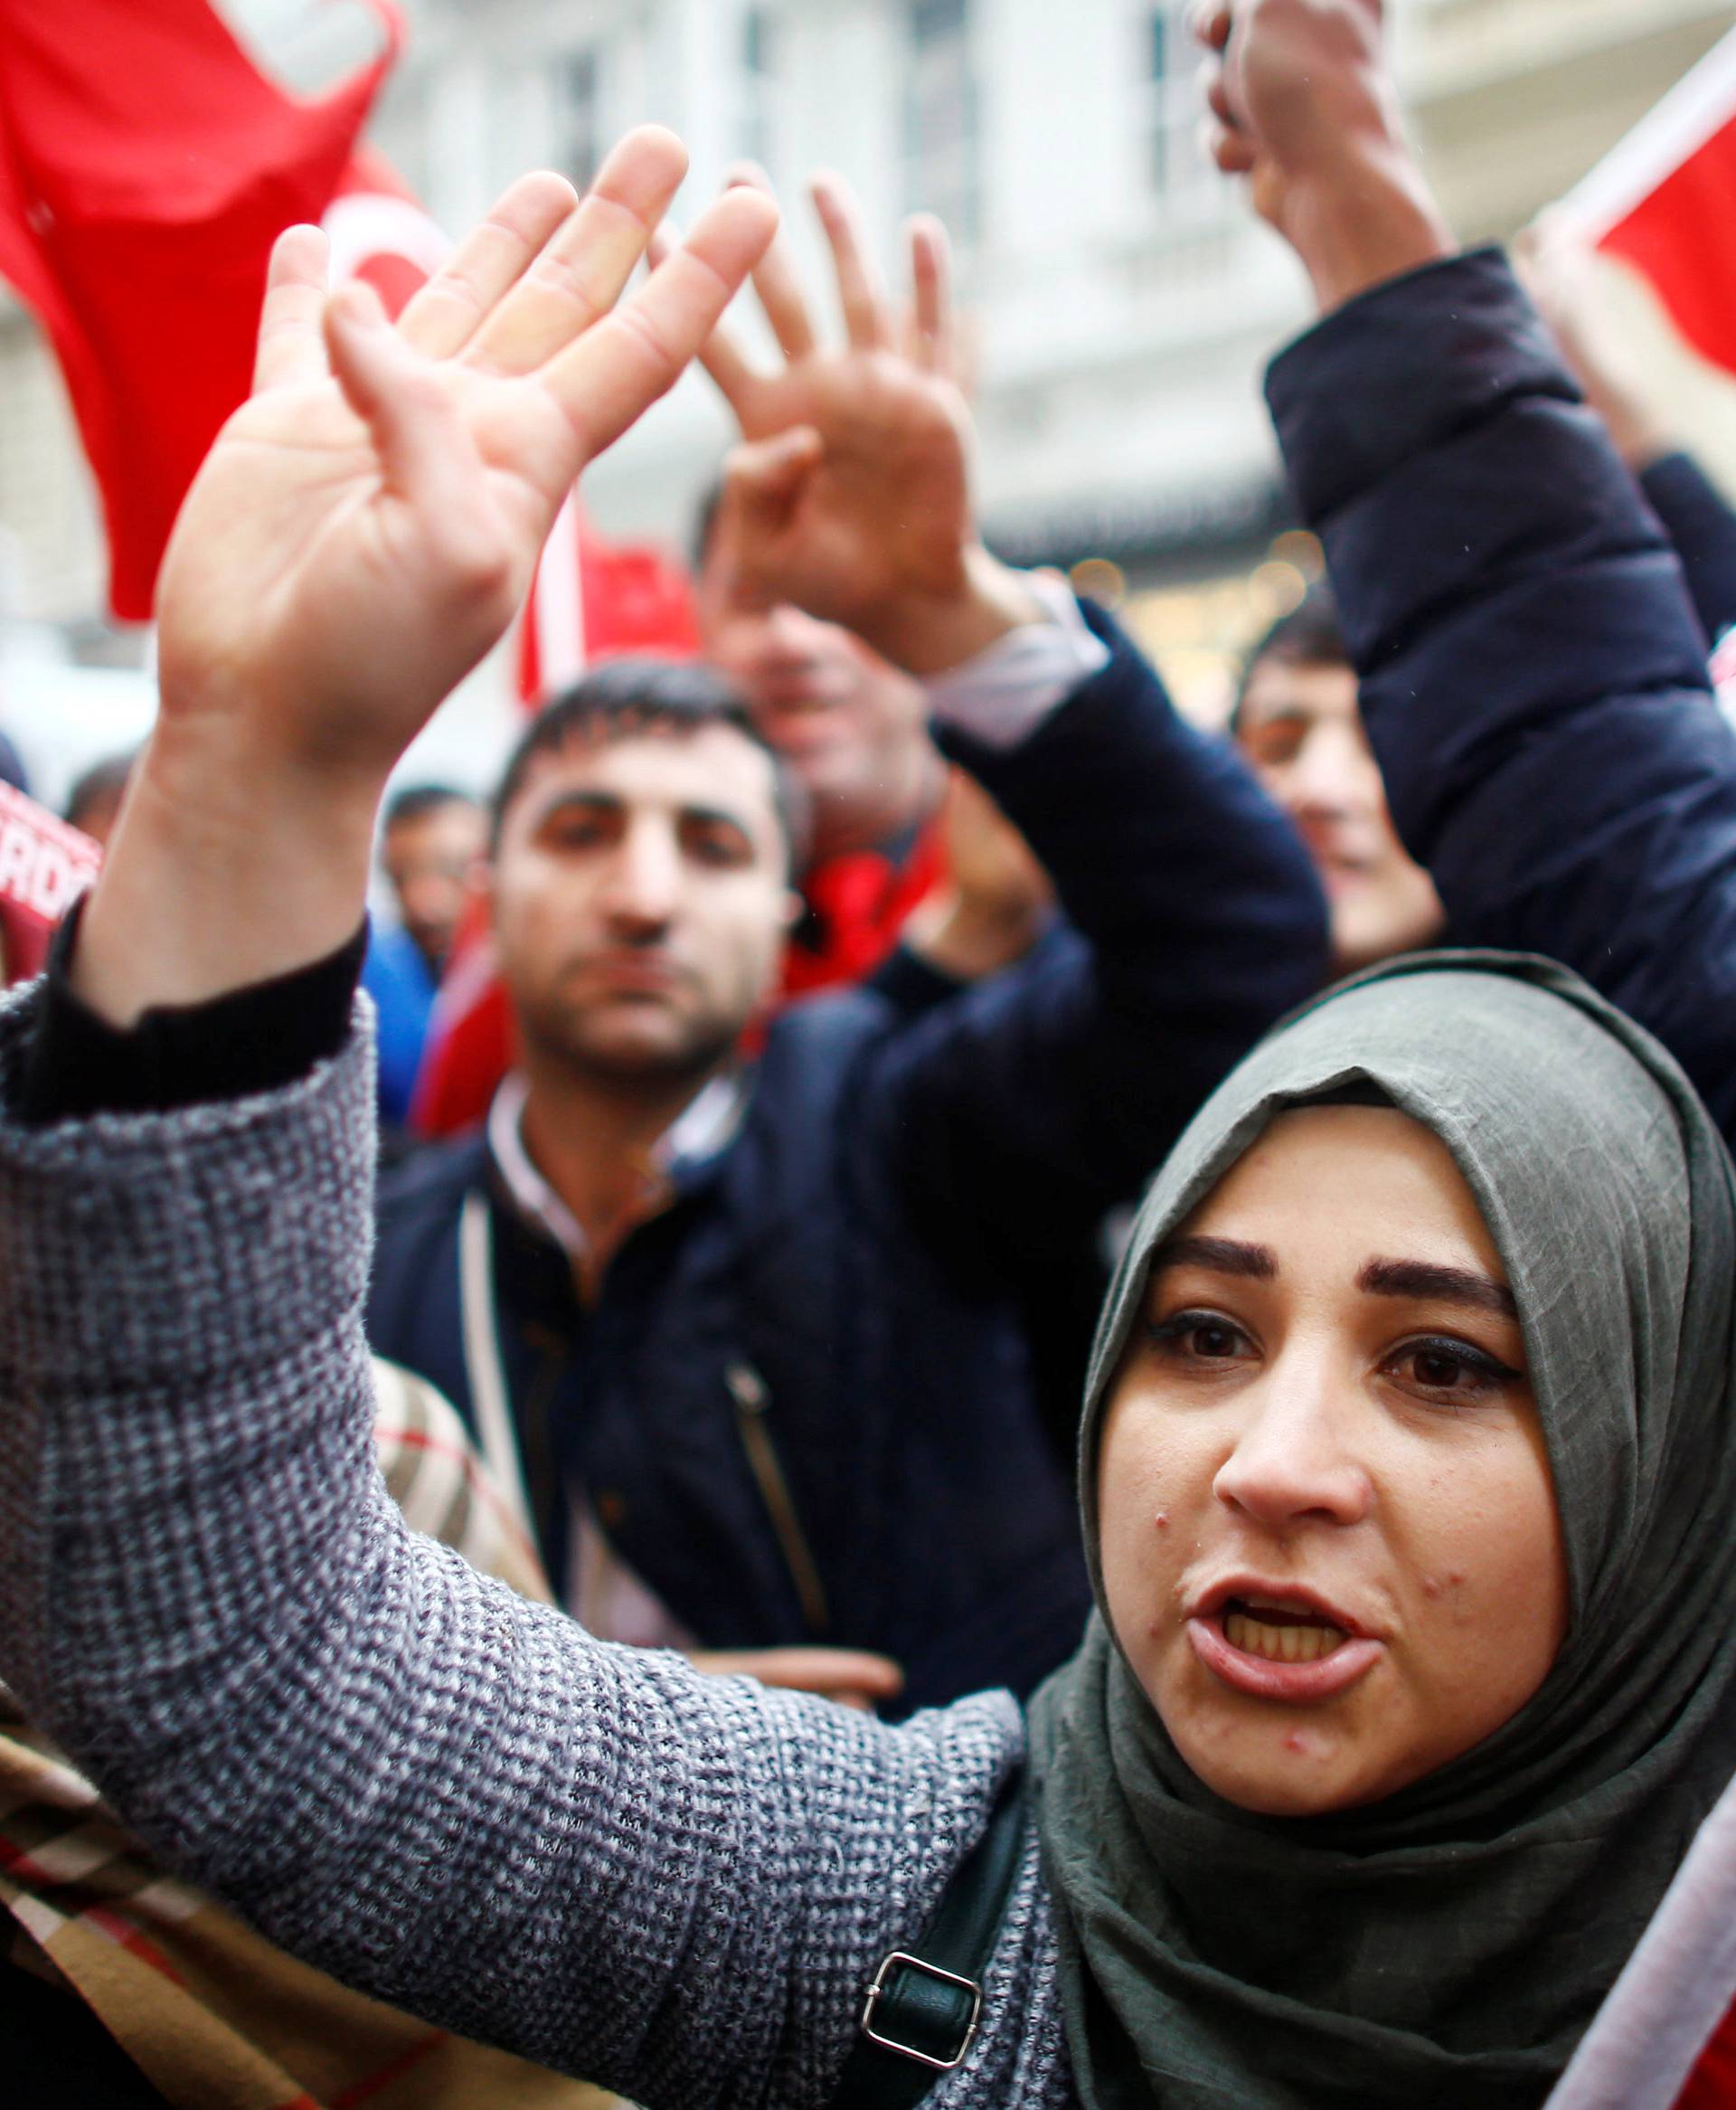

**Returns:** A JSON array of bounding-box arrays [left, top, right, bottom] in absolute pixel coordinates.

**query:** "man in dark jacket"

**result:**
[[368, 211, 1329, 1711], [369, 621, 1326, 1712]]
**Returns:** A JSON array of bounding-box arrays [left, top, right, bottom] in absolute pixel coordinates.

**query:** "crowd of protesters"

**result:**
[[7, 1, 1736, 2106]]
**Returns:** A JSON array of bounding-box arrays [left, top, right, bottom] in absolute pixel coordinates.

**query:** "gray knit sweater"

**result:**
[[0, 992, 1077, 2107]]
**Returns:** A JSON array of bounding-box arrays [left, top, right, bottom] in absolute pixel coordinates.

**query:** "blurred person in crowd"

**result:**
[[690, 173, 926, 989], [693, 470, 951, 997], [1235, 358, 1736, 993], [24, 36, 1736, 2101], [403, 199, 1044, 1150], [686, 172, 1053, 1002], [363, 783, 485, 1131], [1232, 590, 1444, 977], [365, 175, 1326, 1715], [62, 747, 136, 849]]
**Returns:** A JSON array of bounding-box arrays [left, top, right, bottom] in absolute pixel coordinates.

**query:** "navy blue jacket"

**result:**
[[1268, 250, 1736, 1149], [1640, 451, 1736, 651], [367, 608, 1328, 1710]]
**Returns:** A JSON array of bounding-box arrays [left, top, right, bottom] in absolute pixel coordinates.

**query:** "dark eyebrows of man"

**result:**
[[532, 788, 754, 845]]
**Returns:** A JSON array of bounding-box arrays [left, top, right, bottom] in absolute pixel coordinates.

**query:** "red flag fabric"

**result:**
[[516, 499, 703, 707], [0, 785, 101, 986], [0, 0, 400, 619], [1561, 26, 1736, 377]]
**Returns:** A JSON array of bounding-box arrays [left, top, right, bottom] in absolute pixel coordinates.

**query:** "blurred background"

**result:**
[[2, 0, 1732, 804]]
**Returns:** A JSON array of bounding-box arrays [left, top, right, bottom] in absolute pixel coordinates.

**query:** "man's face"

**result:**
[[1237, 657, 1444, 976], [382, 800, 486, 975], [696, 555, 932, 861], [488, 725, 797, 1087]]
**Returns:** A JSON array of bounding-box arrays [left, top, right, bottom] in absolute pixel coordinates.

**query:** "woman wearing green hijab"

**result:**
[[1030, 949, 1736, 2107], [6, 945, 1736, 2109]]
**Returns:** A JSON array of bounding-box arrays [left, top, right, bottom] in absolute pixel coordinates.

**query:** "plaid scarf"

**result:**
[[0, 1357, 622, 2110]]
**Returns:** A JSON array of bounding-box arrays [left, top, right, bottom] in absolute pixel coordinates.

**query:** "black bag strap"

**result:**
[[827, 1769, 1027, 2108]]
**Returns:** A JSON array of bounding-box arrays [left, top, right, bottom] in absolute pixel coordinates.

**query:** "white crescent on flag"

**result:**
[[320, 153, 451, 319]]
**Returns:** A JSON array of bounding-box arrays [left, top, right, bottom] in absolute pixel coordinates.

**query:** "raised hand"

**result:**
[[77, 132, 778, 1024], [675, 173, 1040, 674], [1194, 0, 1453, 311], [157, 133, 775, 786]]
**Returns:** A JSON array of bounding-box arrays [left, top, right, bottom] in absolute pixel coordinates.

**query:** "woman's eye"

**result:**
[[1146, 1311, 1251, 1363], [1387, 1337, 1521, 1401]]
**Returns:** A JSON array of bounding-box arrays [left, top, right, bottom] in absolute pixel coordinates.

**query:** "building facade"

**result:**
[[1, 0, 1731, 742]]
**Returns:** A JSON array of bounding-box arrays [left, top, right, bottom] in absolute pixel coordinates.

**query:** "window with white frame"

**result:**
[[558, 46, 602, 193], [740, 5, 778, 171], [904, 0, 979, 247], [1138, 1, 1210, 204]]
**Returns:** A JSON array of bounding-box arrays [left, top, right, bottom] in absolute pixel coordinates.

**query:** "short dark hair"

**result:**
[[1230, 585, 1352, 735], [490, 656, 810, 869], [64, 749, 137, 833], [382, 782, 479, 832]]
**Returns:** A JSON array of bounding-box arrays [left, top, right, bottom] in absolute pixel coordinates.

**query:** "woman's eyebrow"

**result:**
[[1149, 1235, 1277, 1280], [1357, 1257, 1517, 1316]]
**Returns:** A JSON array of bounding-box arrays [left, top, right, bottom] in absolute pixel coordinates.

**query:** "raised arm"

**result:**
[[687, 174, 1329, 1243], [0, 142, 1029, 2097], [1200, 0, 1736, 1140]]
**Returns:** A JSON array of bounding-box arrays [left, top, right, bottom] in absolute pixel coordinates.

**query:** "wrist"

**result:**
[[869, 546, 1047, 677], [1280, 140, 1456, 314], [903, 885, 1045, 980], [71, 729, 383, 1027]]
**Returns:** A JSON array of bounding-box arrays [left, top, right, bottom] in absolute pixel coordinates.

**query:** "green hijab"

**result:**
[[1028, 952, 1736, 2109]]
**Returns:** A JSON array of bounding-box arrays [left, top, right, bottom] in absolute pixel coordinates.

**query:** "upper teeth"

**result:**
[[1224, 1609, 1345, 1664]]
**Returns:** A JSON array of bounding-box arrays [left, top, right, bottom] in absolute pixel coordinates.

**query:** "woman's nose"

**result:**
[[1212, 1358, 1374, 1530]]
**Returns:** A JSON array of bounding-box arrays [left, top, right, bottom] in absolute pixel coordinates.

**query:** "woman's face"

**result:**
[[1097, 1103, 1569, 1818]]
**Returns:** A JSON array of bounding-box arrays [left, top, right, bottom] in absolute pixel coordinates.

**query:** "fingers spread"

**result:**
[[467, 126, 689, 376], [325, 284, 501, 586], [903, 213, 955, 379], [541, 185, 778, 470], [728, 166, 817, 363], [251, 224, 333, 395], [654, 219, 769, 414], [397, 171, 579, 361], [810, 173, 893, 351]]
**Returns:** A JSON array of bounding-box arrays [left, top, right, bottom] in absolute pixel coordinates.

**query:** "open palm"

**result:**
[[156, 131, 777, 783], [679, 173, 977, 655]]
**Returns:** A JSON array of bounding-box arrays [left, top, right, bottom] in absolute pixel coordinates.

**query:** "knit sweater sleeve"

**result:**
[[0, 985, 1027, 2107]]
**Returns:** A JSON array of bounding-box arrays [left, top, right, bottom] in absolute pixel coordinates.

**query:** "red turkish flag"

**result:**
[[0, 0, 400, 620], [1561, 26, 1736, 376]]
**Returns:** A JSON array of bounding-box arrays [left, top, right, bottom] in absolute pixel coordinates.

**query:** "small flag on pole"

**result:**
[[1559, 26, 1736, 378]]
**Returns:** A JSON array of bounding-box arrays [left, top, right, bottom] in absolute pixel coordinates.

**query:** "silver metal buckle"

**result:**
[[860, 1951, 984, 2072]]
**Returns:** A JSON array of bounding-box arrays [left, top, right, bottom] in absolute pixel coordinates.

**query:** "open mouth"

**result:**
[[1222, 1596, 1348, 1665]]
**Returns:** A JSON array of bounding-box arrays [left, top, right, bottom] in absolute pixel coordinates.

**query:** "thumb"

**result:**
[[716, 426, 823, 602], [727, 425, 824, 515]]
